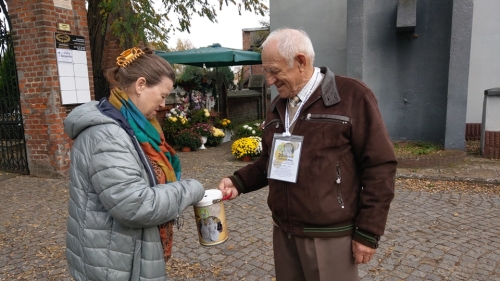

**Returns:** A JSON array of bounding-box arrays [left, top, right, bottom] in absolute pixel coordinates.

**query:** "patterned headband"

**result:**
[[116, 47, 145, 67]]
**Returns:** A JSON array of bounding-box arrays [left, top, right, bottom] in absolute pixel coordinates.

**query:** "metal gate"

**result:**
[[0, 1, 29, 174]]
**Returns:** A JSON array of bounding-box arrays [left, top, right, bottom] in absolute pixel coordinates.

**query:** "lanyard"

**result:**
[[284, 98, 307, 136], [283, 69, 321, 136]]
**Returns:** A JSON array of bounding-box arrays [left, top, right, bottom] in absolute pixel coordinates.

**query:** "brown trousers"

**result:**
[[273, 226, 359, 281]]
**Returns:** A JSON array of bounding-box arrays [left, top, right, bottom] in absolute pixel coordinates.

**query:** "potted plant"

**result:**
[[207, 127, 225, 147], [233, 121, 264, 140], [163, 107, 190, 142], [190, 108, 211, 125], [231, 136, 262, 161], [192, 122, 213, 149], [214, 118, 233, 143], [174, 128, 202, 151]]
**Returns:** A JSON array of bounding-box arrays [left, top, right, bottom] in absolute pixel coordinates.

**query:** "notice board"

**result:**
[[55, 33, 91, 105]]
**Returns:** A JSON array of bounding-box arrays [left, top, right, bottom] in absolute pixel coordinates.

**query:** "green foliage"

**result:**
[[174, 128, 202, 150], [393, 141, 443, 155], [216, 66, 235, 88], [163, 107, 190, 141], [176, 75, 217, 95], [206, 127, 225, 147], [213, 118, 233, 131], [233, 120, 264, 139], [179, 65, 205, 81], [192, 122, 213, 138], [0, 43, 19, 113], [189, 108, 211, 124], [94, 0, 268, 48]]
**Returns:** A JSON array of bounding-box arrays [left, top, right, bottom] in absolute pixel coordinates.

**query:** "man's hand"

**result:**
[[352, 240, 376, 264], [218, 178, 239, 200]]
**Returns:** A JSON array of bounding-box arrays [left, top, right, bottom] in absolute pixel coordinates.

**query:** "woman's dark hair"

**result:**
[[105, 47, 175, 89]]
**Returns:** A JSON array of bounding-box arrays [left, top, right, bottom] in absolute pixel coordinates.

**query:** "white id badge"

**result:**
[[267, 134, 304, 183]]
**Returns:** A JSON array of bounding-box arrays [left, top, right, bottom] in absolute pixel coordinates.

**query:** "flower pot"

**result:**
[[181, 147, 192, 152], [222, 129, 232, 143], [199, 136, 208, 150], [240, 155, 252, 162]]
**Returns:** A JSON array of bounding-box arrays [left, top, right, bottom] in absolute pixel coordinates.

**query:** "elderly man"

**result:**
[[219, 28, 397, 281]]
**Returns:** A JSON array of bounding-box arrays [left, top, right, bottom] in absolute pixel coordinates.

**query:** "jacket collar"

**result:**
[[269, 67, 340, 113], [319, 67, 340, 106]]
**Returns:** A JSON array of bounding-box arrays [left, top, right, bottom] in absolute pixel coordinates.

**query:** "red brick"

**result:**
[[7, 0, 93, 177]]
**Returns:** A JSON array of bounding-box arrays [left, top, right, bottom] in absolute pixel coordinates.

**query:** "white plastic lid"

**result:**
[[195, 189, 223, 207]]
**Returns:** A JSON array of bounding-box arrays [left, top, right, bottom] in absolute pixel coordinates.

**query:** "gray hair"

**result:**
[[261, 28, 315, 68]]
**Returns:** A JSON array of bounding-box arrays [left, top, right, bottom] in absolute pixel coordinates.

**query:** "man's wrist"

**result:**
[[353, 228, 380, 249]]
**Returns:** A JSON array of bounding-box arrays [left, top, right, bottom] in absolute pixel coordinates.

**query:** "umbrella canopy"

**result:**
[[154, 43, 262, 68]]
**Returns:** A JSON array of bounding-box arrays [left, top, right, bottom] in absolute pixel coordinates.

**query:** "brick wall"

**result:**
[[8, 0, 93, 177], [227, 91, 271, 124], [465, 123, 481, 141], [241, 29, 265, 87], [483, 131, 500, 159]]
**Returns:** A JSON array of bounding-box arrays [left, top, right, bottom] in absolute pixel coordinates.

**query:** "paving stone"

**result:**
[[1, 143, 500, 280]]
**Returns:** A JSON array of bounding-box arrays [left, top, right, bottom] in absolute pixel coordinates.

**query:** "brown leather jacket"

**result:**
[[230, 67, 397, 248]]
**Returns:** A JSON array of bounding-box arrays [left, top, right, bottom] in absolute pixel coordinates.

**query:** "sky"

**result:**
[[165, 2, 269, 50]]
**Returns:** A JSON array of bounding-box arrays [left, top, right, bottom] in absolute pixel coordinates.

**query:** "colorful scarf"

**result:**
[[109, 88, 181, 182], [109, 87, 180, 261]]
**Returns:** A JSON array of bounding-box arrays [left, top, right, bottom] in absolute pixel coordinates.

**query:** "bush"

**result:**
[[189, 108, 211, 125], [192, 122, 213, 138], [207, 127, 225, 147], [213, 118, 234, 131], [233, 120, 264, 140], [174, 129, 202, 150], [163, 107, 190, 140], [231, 136, 262, 159]]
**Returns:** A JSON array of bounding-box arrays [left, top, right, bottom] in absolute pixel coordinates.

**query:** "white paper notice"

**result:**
[[56, 49, 73, 63], [54, 0, 72, 10]]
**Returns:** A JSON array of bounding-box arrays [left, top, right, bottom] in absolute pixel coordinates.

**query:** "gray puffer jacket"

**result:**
[[64, 100, 204, 281]]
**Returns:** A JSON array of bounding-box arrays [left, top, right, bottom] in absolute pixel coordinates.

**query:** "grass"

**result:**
[[393, 141, 444, 156]]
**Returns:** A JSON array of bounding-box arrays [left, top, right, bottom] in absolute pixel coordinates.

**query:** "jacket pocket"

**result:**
[[302, 113, 351, 124], [264, 118, 283, 130], [301, 113, 351, 148], [336, 161, 345, 209], [263, 119, 283, 142]]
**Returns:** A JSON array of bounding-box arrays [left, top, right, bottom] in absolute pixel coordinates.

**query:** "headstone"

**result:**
[[248, 75, 265, 90], [481, 88, 500, 159]]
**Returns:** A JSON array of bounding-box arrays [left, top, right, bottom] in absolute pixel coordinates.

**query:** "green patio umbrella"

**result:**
[[154, 43, 262, 68], [155, 43, 262, 115]]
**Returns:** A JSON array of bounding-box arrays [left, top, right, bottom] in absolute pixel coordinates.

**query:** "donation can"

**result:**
[[193, 189, 229, 246]]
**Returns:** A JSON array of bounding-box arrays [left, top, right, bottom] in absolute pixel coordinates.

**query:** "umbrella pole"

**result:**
[[217, 67, 220, 114]]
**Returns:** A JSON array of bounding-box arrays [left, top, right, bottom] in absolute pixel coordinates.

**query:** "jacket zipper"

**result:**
[[264, 119, 282, 130], [336, 161, 345, 209], [303, 113, 351, 124]]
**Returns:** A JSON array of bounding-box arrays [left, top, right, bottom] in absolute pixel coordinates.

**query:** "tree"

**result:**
[[87, 0, 268, 99], [216, 66, 235, 89], [171, 38, 195, 77], [179, 65, 205, 81], [249, 19, 270, 53]]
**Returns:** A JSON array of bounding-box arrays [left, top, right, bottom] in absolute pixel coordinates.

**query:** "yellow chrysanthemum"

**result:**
[[231, 137, 261, 158]]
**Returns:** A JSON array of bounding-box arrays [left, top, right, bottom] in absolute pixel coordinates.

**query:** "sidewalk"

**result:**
[[397, 153, 500, 184], [0, 142, 499, 280]]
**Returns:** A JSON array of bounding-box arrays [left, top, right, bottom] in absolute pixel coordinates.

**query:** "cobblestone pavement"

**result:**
[[0, 142, 499, 280]]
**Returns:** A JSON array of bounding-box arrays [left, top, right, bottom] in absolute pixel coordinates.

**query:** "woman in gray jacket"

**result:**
[[64, 47, 205, 281]]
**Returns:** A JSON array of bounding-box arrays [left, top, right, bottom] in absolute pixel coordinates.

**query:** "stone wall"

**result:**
[[227, 91, 266, 124]]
